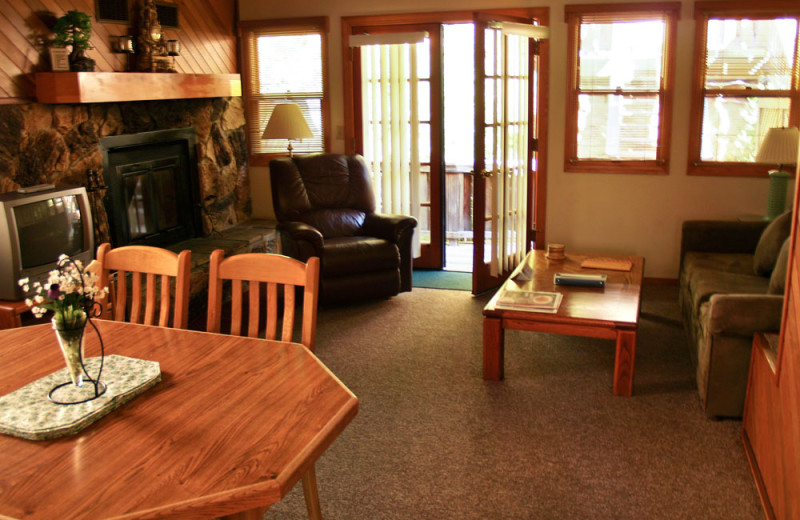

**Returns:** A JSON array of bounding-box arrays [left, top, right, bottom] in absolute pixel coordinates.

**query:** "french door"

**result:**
[[472, 14, 545, 293], [342, 10, 549, 283], [349, 24, 443, 268]]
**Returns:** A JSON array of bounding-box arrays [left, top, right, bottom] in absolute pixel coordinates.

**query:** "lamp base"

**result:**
[[766, 169, 793, 220]]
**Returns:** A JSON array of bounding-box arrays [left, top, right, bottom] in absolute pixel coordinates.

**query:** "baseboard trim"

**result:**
[[643, 277, 677, 286]]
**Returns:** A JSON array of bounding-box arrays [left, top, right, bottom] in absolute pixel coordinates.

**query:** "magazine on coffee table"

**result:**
[[495, 289, 563, 313]]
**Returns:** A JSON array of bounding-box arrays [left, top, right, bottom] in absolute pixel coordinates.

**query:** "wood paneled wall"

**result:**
[[0, 0, 238, 102], [743, 159, 800, 519]]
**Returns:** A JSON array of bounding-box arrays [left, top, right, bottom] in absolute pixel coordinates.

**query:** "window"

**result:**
[[689, 2, 800, 176], [240, 17, 329, 164], [565, 3, 679, 174]]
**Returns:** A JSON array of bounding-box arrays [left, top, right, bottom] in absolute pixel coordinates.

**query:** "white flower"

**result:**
[[18, 277, 29, 286]]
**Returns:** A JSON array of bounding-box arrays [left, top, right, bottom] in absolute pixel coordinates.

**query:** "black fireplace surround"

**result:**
[[99, 128, 202, 249]]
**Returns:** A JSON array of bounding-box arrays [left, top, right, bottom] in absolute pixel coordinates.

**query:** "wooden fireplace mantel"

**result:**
[[34, 72, 242, 104]]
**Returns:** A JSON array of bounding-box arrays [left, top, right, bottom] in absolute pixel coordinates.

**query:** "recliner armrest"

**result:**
[[707, 293, 784, 338], [277, 221, 324, 253], [362, 213, 417, 243]]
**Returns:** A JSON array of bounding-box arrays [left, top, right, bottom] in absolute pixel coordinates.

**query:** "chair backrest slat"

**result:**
[[97, 243, 191, 329], [266, 282, 278, 341], [114, 269, 128, 322], [248, 281, 260, 338], [282, 284, 295, 343], [206, 251, 319, 351], [231, 279, 243, 337]]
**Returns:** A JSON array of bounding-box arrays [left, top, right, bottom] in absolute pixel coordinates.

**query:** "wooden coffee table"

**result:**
[[483, 250, 644, 396]]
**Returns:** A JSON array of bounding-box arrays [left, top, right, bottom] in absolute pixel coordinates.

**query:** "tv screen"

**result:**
[[15, 195, 84, 269], [0, 185, 94, 301]]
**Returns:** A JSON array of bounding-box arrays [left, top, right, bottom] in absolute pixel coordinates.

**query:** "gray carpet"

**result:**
[[265, 285, 762, 519]]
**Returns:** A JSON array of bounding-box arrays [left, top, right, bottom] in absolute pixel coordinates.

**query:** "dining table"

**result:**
[[0, 319, 358, 519]]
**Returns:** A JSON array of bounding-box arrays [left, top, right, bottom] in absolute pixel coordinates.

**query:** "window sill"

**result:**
[[688, 162, 773, 177], [564, 160, 668, 175]]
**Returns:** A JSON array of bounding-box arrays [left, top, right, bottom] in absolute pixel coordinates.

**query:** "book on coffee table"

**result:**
[[495, 290, 563, 313], [580, 257, 633, 271]]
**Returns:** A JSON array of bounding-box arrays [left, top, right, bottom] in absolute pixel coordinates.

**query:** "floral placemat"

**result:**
[[0, 355, 161, 441]]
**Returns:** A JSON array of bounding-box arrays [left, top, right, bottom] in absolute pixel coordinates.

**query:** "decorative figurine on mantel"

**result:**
[[135, 0, 175, 72]]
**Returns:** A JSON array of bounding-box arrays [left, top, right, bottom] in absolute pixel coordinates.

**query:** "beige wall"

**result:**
[[242, 0, 792, 279]]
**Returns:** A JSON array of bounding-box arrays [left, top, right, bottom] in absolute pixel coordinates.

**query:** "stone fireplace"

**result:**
[[0, 96, 250, 249]]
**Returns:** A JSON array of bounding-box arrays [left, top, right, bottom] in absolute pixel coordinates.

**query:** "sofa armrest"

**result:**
[[707, 293, 784, 338], [276, 221, 324, 259], [681, 220, 768, 259], [362, 213, 417, 243]]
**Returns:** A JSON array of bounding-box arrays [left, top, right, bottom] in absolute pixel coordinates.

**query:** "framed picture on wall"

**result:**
[[49, 48, 70, 72]]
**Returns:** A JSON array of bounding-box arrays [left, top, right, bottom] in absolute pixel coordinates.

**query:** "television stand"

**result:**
[[0, 299, 31, 329]]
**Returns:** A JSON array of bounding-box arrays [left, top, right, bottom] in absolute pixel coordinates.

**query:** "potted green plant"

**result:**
[[52, 10, 95, 72]]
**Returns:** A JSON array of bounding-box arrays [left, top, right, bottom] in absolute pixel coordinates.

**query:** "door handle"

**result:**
[[470, 169, 494, 178]]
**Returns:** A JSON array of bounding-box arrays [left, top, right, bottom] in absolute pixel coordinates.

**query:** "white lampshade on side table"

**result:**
[[261, 103, 313, 157], [756, 126, 800, 220]]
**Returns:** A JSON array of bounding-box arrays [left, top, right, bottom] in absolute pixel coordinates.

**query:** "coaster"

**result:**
[[0, 355, 161, 441], [546, 243, 565, 260]]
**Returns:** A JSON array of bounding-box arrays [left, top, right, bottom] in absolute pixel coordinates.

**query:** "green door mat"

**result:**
[[412, 270, 472, 291]]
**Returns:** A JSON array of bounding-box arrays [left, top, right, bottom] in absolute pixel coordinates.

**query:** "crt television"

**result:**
[[0, 185, 94, 301]]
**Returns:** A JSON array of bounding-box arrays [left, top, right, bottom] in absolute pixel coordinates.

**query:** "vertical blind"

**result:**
[[483, 27, 529, 276], [356, 36, 425, 257]]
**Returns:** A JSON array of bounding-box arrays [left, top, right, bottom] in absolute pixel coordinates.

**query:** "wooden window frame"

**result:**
[[239, 17, 331, 167], [564, 2, 679, 175], [688, 1, 800, 177]]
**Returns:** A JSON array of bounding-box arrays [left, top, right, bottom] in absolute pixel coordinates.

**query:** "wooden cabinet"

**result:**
[[742, 165, 800, 519]]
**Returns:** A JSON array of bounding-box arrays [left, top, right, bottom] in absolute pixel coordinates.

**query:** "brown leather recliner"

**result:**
[[270, 153, 417, 304]]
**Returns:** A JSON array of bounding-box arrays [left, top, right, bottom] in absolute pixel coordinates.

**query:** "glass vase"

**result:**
[[52, 312, 88, 387]]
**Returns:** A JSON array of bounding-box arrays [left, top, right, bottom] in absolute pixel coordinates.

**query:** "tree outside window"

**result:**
[[689, 3, 799, 176], [564, 3, 679, 174]]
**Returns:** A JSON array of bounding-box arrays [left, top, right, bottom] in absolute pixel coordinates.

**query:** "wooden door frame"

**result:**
[[343, 21, 444, 268], [472, 9, 550, 294], [341, 8, 549, 274]]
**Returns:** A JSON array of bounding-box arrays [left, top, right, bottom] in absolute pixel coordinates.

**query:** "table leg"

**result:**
[[483, 316, 504, 380], [302, 465, 323, 520], [613, 330, 636, 396]]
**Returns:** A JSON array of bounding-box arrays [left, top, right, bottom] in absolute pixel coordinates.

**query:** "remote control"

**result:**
[[17, 183, 56, 193]]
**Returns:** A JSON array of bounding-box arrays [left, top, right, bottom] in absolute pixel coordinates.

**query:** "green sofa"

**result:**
[[679, 212, 791, 418]]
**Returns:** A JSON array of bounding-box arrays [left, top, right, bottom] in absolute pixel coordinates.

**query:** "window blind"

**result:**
[[243, 26, 325, 155]]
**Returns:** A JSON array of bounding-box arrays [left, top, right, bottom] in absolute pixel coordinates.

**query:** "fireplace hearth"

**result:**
[[99, 128, 202, 249]]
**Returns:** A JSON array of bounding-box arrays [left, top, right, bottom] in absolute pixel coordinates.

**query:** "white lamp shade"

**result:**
[[261, 103, 313, 141], [756, 126, 800, 166]]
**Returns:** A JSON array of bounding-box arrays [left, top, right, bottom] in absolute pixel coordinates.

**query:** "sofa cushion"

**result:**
[[686, 266, 770, 313], [768, 238, 791, 295], [683, 252, 754, 277], [754, 211, 793, 276]]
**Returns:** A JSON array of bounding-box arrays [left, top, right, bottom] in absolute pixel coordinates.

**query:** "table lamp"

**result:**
[[261, 103, 313, 157], [756, 126, 800, 220]]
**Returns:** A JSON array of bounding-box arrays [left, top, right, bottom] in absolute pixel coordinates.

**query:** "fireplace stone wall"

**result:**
[[0, 97, 249, 248]]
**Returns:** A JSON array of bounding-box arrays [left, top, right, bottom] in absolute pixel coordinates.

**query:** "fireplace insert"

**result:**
[[99, 128, 202, 248]]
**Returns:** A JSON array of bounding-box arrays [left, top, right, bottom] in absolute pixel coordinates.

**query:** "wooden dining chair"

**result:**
[[206, 250, 322, 520], [206, 250, 320, 350], [96, 243, 192, 329]]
